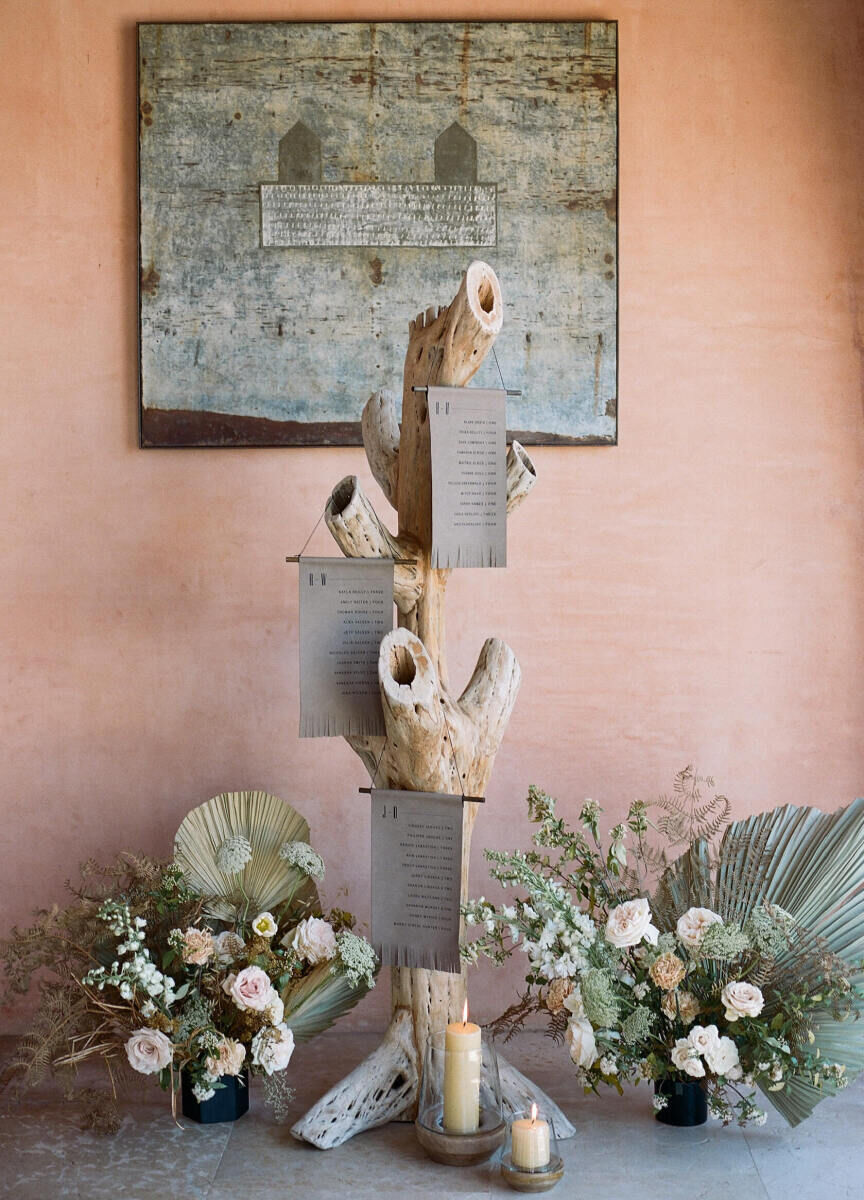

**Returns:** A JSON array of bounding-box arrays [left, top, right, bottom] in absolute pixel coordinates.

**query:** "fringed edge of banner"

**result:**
[[374, 941, 462, 975], [430, 545, 507, 570], [300, 711, 387, 739]]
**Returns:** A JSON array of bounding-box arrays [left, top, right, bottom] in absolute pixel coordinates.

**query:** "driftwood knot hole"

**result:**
[[390, 643, 417, 686], [329, 477, 355, 518]]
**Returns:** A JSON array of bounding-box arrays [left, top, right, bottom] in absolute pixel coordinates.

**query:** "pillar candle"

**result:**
[[443, 1007, 481, 1133], [511, 1105, 550, 1169]]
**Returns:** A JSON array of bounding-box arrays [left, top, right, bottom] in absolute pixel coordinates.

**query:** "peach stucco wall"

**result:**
[[2, 0, 863, 1031]]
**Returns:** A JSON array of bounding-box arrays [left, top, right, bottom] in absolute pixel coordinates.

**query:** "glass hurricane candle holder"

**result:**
[[415, 1027, 505, 1166], [500, 1106, 565, 1193]]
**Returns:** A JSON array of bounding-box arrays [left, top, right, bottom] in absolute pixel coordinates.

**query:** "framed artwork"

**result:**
[[138, 21, 618, 447]]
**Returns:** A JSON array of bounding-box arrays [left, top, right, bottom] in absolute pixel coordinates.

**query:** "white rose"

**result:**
[[251, 912, 278, 938], [287, 916, 337, 965], [676, 907, 723, 951], [605, 898, 659, 949], [721, 981, 764, 1021], [687, 1023, 720, 1059], [251, 1023, 295, 1075], [671, 1037, 706, 1078], [125, 1027, 174, 1075], [265, 991, 285, 1026], [705, 1035, 741, 1078], [562, 987, 586, 1019], [565, 1017, 598, 1069]]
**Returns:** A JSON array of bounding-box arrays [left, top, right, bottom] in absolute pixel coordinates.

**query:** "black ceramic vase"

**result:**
[[654, 1079, 708, 1127], [181, 1070, 250, 1124]]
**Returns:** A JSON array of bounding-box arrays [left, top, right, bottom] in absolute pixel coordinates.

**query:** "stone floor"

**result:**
[[1, 1031, 861, 1199]]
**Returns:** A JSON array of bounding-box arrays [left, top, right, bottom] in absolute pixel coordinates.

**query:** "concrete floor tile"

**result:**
[[1, 1032, 862, 1199], [0, 1106, 230, 1199]]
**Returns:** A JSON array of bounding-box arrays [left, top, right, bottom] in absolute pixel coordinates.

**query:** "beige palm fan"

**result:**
[[281, 960, 371, 1043], [174, 790, 319, 923], [654, 797, 864, 1124]]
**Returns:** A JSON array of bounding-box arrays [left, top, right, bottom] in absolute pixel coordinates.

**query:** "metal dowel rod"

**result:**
[[285, 555, 417, 564], [411, 385, 521, 397], [358, 787, 485, 803]]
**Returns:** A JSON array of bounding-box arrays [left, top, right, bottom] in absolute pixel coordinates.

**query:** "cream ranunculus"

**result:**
[[675, 907, 723, 951], [125, 1027, 174, 1075], [206, 1037, 246, 1078], [649, 952, 686, 990], [251, 912, 278, 939], [228, 965, 274, 1012], [251, 1023, 295, 1075], [565, 1017, 598, 1069], [287, 916, 338, 965], [671, 1037, 706, 1078], [181, 926, 214, 966], [212, 930, 245, 965], [546, 978, 573, 1014], [661, 989, 701, 1025], [604, 898, 660, 949], [705, 1034, 741, 1079], [721, 981, 764, 1021]]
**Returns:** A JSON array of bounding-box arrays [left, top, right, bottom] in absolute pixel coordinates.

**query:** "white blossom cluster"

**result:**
[[192, 1072, 218, 1103], [278, 840, 325, 881], [465, 886, 597, 983], [216, 834, 253, 874], [83, 900, 177, 1007], [335, 931, 377, 990]]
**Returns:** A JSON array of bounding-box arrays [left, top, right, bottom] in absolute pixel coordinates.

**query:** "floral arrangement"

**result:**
[[464, 772, 864, 1127], [1, 792, 376, 1130]]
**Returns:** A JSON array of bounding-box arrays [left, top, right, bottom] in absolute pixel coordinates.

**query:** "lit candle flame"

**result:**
[[530, 1103, 538, 1125], [462, 999, 469, 1027]]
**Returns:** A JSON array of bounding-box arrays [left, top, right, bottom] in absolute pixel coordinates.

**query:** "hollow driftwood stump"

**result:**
[[291, 261, 573, 1148]]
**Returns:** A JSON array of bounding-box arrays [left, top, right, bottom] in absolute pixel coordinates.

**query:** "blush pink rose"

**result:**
[[227, 965, 274, 1012], [125, 1027, 174, 1075]]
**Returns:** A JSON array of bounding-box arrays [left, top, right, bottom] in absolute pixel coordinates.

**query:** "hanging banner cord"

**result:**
[[284, 508, 416, 564]]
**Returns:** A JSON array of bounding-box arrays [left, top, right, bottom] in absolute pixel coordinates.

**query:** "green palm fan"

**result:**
[[654, 797, 864, 1124], [174, 790, 319, 922], [281, 959, 375, 1044]]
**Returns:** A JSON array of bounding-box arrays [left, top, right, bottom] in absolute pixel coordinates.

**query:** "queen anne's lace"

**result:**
[[278, 840, 325, 881], [336, 931, 377, 989], [216, 834, 253, 874]]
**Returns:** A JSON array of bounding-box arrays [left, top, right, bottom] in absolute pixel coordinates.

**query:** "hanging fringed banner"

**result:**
[[298, 557, 393, 738], [428, 386, 507, 569], [371, 789, 464, 973]]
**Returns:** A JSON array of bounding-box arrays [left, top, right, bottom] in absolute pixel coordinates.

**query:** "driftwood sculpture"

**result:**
[[292, 261, 574, 1148]]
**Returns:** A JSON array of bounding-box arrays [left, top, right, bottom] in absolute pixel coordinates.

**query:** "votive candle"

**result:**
[[511, 1105, 550, 1170]]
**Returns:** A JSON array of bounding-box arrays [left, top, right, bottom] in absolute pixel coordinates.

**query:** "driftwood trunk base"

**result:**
[[292, 262, 571, 1147], [290, 1008, 576, 1149]]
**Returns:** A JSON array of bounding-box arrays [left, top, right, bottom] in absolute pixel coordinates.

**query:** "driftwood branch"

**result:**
[[290, 1008, 418, 1149], [361, 388, 400, 509], [506, 440, 537, 515], [325, 476, 422, 615], [295, 262, 559, 1147]]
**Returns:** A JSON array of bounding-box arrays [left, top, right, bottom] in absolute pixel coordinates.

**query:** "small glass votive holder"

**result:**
[[500, 1107, 565, 1193], [415, 1028, 506, 1166]]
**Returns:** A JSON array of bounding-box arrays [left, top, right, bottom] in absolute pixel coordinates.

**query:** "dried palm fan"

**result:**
[[654, 797, 864, 1124], [281, 959, 373, 1043], [174, 790, 319, 922]]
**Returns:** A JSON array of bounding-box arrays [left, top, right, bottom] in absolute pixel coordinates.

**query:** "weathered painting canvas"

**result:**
[[138, 21, 617, 447]]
